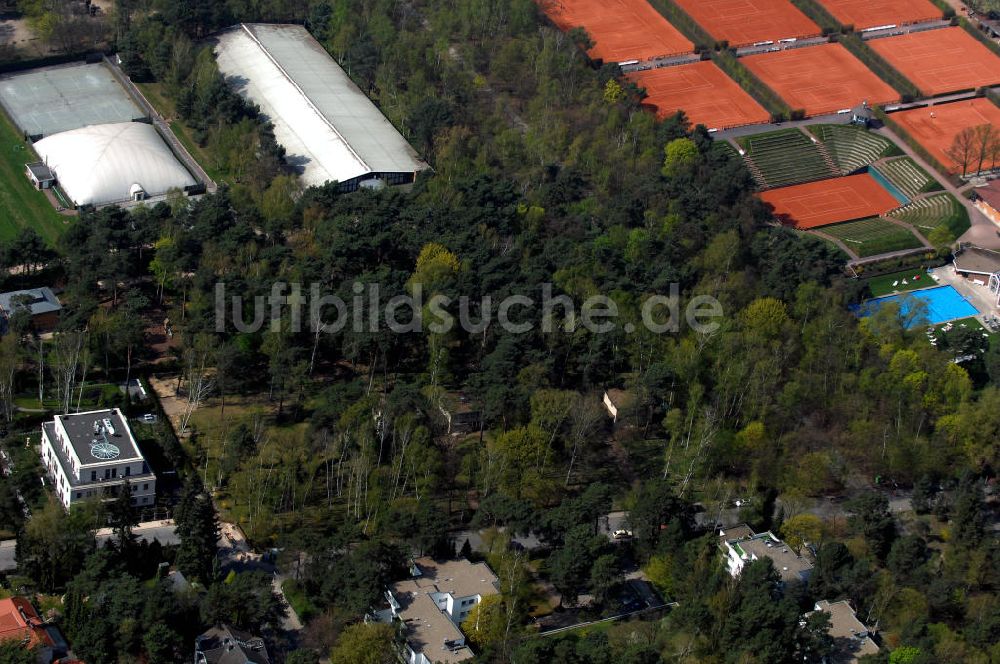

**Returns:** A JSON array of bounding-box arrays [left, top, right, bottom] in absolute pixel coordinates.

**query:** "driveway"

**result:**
[[215, 521, 305, 636]]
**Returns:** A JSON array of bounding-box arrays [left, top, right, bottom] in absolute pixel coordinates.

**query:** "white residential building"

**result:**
[[379, 558, 499, 664], [720, 527, 813, 584], [808, 599, 880, 663], [40, 408, 156, 510]]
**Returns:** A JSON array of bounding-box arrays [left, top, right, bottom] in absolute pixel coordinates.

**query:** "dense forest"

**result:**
[[0, 0, 996, 663]]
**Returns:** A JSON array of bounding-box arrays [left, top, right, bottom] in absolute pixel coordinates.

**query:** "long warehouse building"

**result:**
[[214, 23, 429, 191]]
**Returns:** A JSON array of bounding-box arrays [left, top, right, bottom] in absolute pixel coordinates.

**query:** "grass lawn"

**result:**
[[933, 317, 986, 333], [820, 218, 924, 258], [281, 579, 318, 622], [136, 82, 226, 184], [14, 383, 121, 412], [0, 109, 69, 245], [866, 269, 936, 297]]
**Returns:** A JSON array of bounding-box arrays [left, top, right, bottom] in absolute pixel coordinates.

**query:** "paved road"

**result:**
[[860, 19, 952, 41], [95, 519, 180, 547], [735, 36, 828, 57], [0, 540, 15, 572], [716, 112, 852, 140], [884, 87, 997, 113], [621, 53, 701, 73], [0, 519, 181, 572]]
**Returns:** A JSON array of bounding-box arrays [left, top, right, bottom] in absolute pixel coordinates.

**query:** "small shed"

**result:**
[[25, 162, 56, 190], [851, 101, 873, 127]]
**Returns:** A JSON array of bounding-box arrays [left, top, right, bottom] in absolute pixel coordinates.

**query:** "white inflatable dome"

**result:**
[[34, 122, 196, 206]]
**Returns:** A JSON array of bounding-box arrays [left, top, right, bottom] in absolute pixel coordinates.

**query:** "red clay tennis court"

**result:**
[[540, 0, 693, 63], [868, 28, 1000, 96], [627, 61, 771, 129], [759, 173, 901, 228], [814, 0, 941, 31], [891, 99, 1000, 174], [742, 43, 899, 116], [672, 0, 821, 47]]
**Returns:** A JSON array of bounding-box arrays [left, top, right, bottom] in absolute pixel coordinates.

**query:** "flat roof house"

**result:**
[[378, 558, 500, 664], [213, 23, 429, 191], [40, 408, 156, 510], [808, 600, 879, 663], [0, 287, 61, 334], [721, 527, 813, 585]]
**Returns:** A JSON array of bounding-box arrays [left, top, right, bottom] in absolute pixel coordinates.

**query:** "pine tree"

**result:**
[[174, 478, 219, 582]]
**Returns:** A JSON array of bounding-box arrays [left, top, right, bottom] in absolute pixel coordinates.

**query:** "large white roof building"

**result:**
[[34, 122, 196, 207], [214, 23, 429, 190]]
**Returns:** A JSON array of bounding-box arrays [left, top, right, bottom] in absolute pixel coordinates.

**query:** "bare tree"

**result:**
[[946, 126, 978, 176], [0, 336, 20, 422], [564, 395, 604, 486], [988, 125, 1000, 173], [179, 335, 218, 434], [973, 124, 999, 175], [51, 330, 86, 415]]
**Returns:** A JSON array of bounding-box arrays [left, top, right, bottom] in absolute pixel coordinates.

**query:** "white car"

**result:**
[[612, 529, 633, 540]]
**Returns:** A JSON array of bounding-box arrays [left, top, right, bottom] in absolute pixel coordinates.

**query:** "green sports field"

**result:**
[[0, 109, 68, 246]]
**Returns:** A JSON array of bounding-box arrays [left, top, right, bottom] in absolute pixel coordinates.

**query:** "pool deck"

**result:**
[[925, 266, 997, 324]]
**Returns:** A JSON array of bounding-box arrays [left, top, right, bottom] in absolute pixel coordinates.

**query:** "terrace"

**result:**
[[810, 124, 897, 174], [872, 157, 937, 199], [887, 193, 970, 238], [819, 217, 925, 257], [740, 128, 837, 188]]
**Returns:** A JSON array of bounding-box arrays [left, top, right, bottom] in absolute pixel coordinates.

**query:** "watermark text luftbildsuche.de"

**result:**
[[214, 282, 723, 336]]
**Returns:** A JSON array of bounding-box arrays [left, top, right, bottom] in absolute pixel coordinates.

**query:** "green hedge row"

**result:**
[[711, 50, 795, 120], [649, 0, 716, 51], [957, 17, 1000, 58], [838, 34, 921, 100], [790, 0, 844, 33], [926, 0, 957, 18]]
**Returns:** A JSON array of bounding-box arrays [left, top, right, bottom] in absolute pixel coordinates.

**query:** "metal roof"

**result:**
[[0, 287, 60, 317], [213, 23, 428, 188]]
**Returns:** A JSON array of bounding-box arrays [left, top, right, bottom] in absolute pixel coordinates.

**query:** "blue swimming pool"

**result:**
[[855, 285, 980, 327]]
